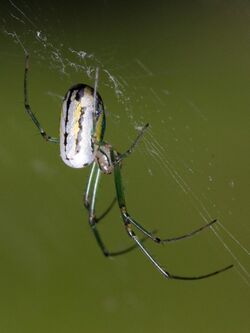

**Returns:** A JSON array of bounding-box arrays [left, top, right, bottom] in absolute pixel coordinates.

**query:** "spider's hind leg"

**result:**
[[24, 54, 59, 143]]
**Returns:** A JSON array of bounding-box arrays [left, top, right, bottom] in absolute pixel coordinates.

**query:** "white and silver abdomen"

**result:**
[[60, 84, 103, 168]]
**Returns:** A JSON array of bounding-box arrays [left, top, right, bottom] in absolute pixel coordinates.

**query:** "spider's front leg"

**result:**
[[84, 156, 116, 221], [83, 162, 109, 256], [110, 149, 233, 280], [24, 54, 59, 143], [114, 124, 220, 243]]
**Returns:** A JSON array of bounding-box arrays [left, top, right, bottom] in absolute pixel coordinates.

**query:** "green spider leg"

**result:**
[[84, 123, 150, 224], [116, 125, 219, 244], [114, 123, 149, 166], [84, 162, 98, 210], [84, 162, 116, 223], [117, 212, 218, 244], [111, 149, 233, 280], [24, 54, 59, 143], [83, 162, 151, 257]]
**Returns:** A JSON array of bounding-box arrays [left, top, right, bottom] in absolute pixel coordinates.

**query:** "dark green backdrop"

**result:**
[[0, 1, 249, 332]]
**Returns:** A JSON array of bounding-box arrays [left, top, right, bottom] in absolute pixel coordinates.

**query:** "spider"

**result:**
[[23, 54, 233, 280]]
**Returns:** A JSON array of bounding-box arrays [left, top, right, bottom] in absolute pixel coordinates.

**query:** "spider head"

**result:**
[[95, 144, 114, 174]]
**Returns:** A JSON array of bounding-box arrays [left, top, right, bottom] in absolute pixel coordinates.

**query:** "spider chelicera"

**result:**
[[23, 54, 233, 280]]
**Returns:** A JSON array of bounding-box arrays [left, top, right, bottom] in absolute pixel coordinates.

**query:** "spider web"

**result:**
[[2, 0, 249, 286]]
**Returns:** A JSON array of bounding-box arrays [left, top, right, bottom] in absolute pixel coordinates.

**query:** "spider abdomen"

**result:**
[[60, 84, 105, 168]]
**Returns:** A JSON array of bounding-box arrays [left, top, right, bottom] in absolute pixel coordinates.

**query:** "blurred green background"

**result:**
[[0, 1, 249, 332]]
